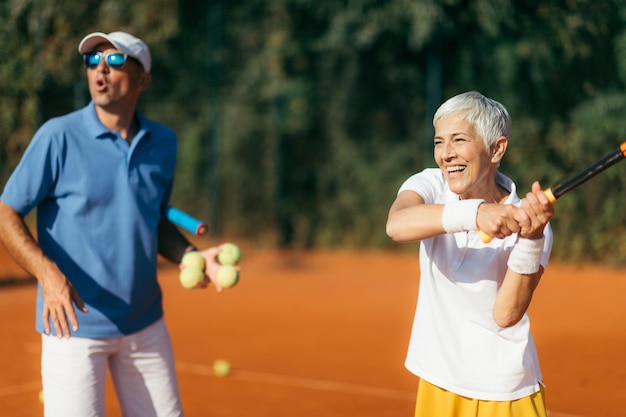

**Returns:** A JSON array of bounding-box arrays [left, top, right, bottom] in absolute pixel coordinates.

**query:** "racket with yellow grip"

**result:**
[[478, 141, 626, 243]]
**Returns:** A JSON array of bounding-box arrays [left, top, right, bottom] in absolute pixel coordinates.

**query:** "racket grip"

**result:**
[[164, 206, 208, 236], [478, 187, 556, 243], [478, 229, 493, 243], [543, 188, 557, 203]]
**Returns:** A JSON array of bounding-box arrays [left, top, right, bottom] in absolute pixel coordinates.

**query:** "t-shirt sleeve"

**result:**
[[540, 222, 554, 269], [1, 124, 59, 215], [397, 168, 444, 204]]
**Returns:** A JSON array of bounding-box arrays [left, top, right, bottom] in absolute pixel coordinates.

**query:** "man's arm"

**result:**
[[157, 216, 196, 264], [0, 201, 87, 337], [157, 217, 225, 291]]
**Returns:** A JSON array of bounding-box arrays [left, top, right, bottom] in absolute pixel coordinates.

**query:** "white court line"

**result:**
[[176, 361, 415, 401], [0, 369, 586, 417], [176, 361, 587, 417], [0, 381, 40, 397]]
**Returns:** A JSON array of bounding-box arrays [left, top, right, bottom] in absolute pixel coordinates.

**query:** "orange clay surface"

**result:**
[[0, 241, 625, 417]]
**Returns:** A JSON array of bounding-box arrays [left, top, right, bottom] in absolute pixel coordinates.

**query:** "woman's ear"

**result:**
[[491, 136, 508, 164]]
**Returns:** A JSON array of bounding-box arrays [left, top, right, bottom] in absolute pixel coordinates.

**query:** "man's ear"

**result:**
[[138, 73, 152, 91], [491, 136, 508, 163]]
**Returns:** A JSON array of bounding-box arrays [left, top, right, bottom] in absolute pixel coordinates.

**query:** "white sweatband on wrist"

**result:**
[[441, 199, 486, 233], [507, 236, 545, 275]]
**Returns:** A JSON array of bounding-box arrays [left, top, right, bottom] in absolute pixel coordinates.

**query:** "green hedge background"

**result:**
[[1, 0, 625, 265]]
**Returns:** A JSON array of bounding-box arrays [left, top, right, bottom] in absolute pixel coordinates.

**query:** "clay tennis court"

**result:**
[[0, 240, 625, 417]]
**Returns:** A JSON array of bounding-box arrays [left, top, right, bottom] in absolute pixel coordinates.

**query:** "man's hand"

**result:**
[[40, 264, 87, 338], [0, 202, 88, 338], [199, 246, 223, 291], [184, 244, 236, 293]]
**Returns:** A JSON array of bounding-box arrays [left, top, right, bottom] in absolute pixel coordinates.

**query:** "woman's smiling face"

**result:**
[[434, 115, 498, 200]]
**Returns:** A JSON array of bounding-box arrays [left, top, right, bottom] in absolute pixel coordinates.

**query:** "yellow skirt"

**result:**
[[414, 379, 547, 417]]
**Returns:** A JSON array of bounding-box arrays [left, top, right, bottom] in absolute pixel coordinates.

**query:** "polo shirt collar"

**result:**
[[84, 101, 151, 141], [495, 171, 520, 205]]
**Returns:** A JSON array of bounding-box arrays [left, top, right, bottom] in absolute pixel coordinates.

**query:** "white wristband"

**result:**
[[441, 199, 485, 233], [507, 236, 545, 275]]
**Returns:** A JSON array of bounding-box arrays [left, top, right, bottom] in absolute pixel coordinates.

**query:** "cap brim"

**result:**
[[77, 31, 151, 73], [78, 32, 115, 54]]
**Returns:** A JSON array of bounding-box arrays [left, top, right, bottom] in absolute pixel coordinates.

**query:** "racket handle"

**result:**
[[164, 206, 208, 236], [478, 229, 493, 243], [477, 188, 556, 243], [543, 187, 557, 203]]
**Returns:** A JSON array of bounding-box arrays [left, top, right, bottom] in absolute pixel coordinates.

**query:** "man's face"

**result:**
[[85, 42, 148, 110]]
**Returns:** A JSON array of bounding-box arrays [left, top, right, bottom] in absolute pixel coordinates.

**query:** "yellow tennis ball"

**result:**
[[179, 266, 204, 289], [38, 389, 44, 404], [215, 265, 239, 288], [181, 251, 206, 271], [212, 359, 231, 377], [217, 243, 241, 266]]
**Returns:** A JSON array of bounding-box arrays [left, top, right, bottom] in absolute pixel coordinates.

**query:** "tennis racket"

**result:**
[[164, 206, 208, 236], [479, 141, 626, 243]]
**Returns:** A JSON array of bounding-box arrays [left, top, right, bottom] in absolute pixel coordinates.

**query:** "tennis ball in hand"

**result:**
[[181, 251, 206, 270], [216, 265, 239, 288], [217, 243, 241, 266], [180, 266, 204, 289], [212, 359, 231, 377]]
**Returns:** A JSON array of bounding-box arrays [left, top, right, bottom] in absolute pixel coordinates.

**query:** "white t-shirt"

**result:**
[[398, 168, 553, 401]]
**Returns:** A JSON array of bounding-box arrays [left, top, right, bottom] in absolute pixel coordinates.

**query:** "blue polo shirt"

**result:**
[[1, 102, 177, 337]]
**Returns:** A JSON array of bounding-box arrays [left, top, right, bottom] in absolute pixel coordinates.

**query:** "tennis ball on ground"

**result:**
[[181, 251, 206, 271], [38, 389, 44, 404], [212, 359, 231, 377], [215, 265, 239, 288], [179, 266, 204, 289], [217, 243, 241, 266]]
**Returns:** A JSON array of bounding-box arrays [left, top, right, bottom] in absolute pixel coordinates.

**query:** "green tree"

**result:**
[[2, 0, 625, 263]]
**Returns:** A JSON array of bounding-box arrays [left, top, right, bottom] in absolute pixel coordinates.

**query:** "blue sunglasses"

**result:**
[[83, 51, 131, 69]]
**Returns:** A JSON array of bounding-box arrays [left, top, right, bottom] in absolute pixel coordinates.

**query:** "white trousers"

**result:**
[[41, 318, 183, 417]]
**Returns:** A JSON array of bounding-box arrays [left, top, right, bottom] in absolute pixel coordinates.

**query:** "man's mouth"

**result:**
[[95, 78, 107, 91]]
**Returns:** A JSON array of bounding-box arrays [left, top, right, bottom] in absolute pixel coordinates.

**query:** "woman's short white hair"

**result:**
[[433, 91, 511, 149]]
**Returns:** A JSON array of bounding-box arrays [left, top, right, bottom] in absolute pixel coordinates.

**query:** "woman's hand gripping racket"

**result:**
[[479, 141, 626, 243]]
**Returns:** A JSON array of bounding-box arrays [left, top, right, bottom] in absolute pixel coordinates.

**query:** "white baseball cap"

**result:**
[[78, 31, 151, 73]]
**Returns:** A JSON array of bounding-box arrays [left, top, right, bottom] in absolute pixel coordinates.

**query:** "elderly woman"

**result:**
[[386, 91, 554, 417]]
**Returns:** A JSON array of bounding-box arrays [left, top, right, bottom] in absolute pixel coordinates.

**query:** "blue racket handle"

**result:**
[[164, 206, 208, 236]]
